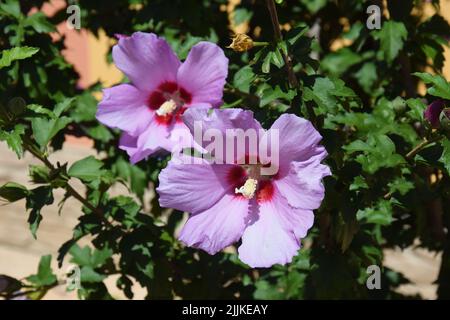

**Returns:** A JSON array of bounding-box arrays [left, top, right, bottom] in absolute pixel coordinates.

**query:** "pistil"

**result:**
[[235, 178, 258, 199], [156, 99, 177, 116]]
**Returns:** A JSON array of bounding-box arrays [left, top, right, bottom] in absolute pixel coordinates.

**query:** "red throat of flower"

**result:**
[[227, 165, 275, 203], [147, 81, 192, 126]]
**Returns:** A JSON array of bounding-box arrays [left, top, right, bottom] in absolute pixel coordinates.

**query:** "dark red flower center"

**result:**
[[256, 180, 274, 203], [227, 164, 275, 203], [147, 81, 192, 126]]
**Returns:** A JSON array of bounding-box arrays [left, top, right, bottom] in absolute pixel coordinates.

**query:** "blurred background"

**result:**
[[1, 0, 450, 299]]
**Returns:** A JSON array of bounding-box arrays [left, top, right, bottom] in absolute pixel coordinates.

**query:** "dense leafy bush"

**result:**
[[1, 0, 449, 299]]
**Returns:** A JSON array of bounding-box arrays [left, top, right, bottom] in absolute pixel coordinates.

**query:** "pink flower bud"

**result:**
[[424, 100, 446, 128]]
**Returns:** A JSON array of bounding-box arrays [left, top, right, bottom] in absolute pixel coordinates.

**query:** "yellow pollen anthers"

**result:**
[[156, 99, 177, 116], [235, 178, 258, 199]]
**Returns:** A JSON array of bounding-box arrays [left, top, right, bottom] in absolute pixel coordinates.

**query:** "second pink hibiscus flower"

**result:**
[[157, 108, 331, 268]]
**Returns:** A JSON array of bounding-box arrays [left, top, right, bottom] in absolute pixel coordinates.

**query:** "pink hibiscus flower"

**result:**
[[96, 32, 228, 163], [157, 108, 331, 268]]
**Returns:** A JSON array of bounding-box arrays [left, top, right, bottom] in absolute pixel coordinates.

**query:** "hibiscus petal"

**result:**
[[183, 108, 263, 163], [183, 108, 262, 134], [179, 194, 249, 254], [238, 197, 301, 268], [261, 114, 324, 175], [271, 189, 315, 239], [274, 154, 331, 210], [113, 32, 181, 93], [122, 110, 205, 163], [177, 42, 228, 107], [96, 84, 152, 136], [119, 132, 154, 164], [157, 158, 237, 214], [134, 120, 173, 157]]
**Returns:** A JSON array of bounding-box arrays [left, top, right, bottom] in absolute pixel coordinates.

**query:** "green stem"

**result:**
[[406, 136, 443, 159], [22, 139, 112, 227], [253, 41, 270, 47], [265, 0, 298, 88]]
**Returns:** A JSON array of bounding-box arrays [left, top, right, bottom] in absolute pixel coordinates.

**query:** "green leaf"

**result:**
[[26, 186, 54, 238], [70, 92, 98, 122], [80, 266, 106, 283], [322, 48, 363, 76], [300, 0, 327, 13], [0, 124, 25, 158], [26, 255, 57, 287], [304, 78, 336, 113], [85, 125, 114, 142], [69, 245, 92, 267], [253, 280, 284, 300], [350, 176, 369, 191], [374, 21, 408, 63], [54, 98, 75, 117], [388, 177, 414, 195], [285, 24, 309, 46], [262, 52, 272, 73], [0, 0, 21, 18], [173, 34, 204, 60], [439, 138, 450, 175], [70, 245, 112, 268], [354, 62, 378, 93], [68, 156, 104, 182], [344, 134, 405, 174], [357, 199, 393, 225], [0, 47, 39, 69], [271, 48, 284, 68], [113, 158, 147, 200], [233, 66, 254, 93], [303, 77, 356, 115], [413, 73, 450, 100], [90, 247, 113, 268], [258, 84, 297, 108], [27, 104, 55, 118], [406, 98, 425, 121], [31, 116, 72, 148], [109, 196, 141, 227], [332, 97, 418, 144], [0, 182, 29, 202], [24, 12, 56, 33], [29, 165, 50, 184]]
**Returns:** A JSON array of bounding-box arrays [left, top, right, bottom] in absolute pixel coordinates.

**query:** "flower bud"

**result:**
[[424, 100, 446, 128], [227, 33, 254, 52]]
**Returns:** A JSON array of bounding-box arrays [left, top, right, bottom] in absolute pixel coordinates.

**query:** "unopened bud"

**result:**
[[424, 100, 446, 129], [227, 34, 254, 52]]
